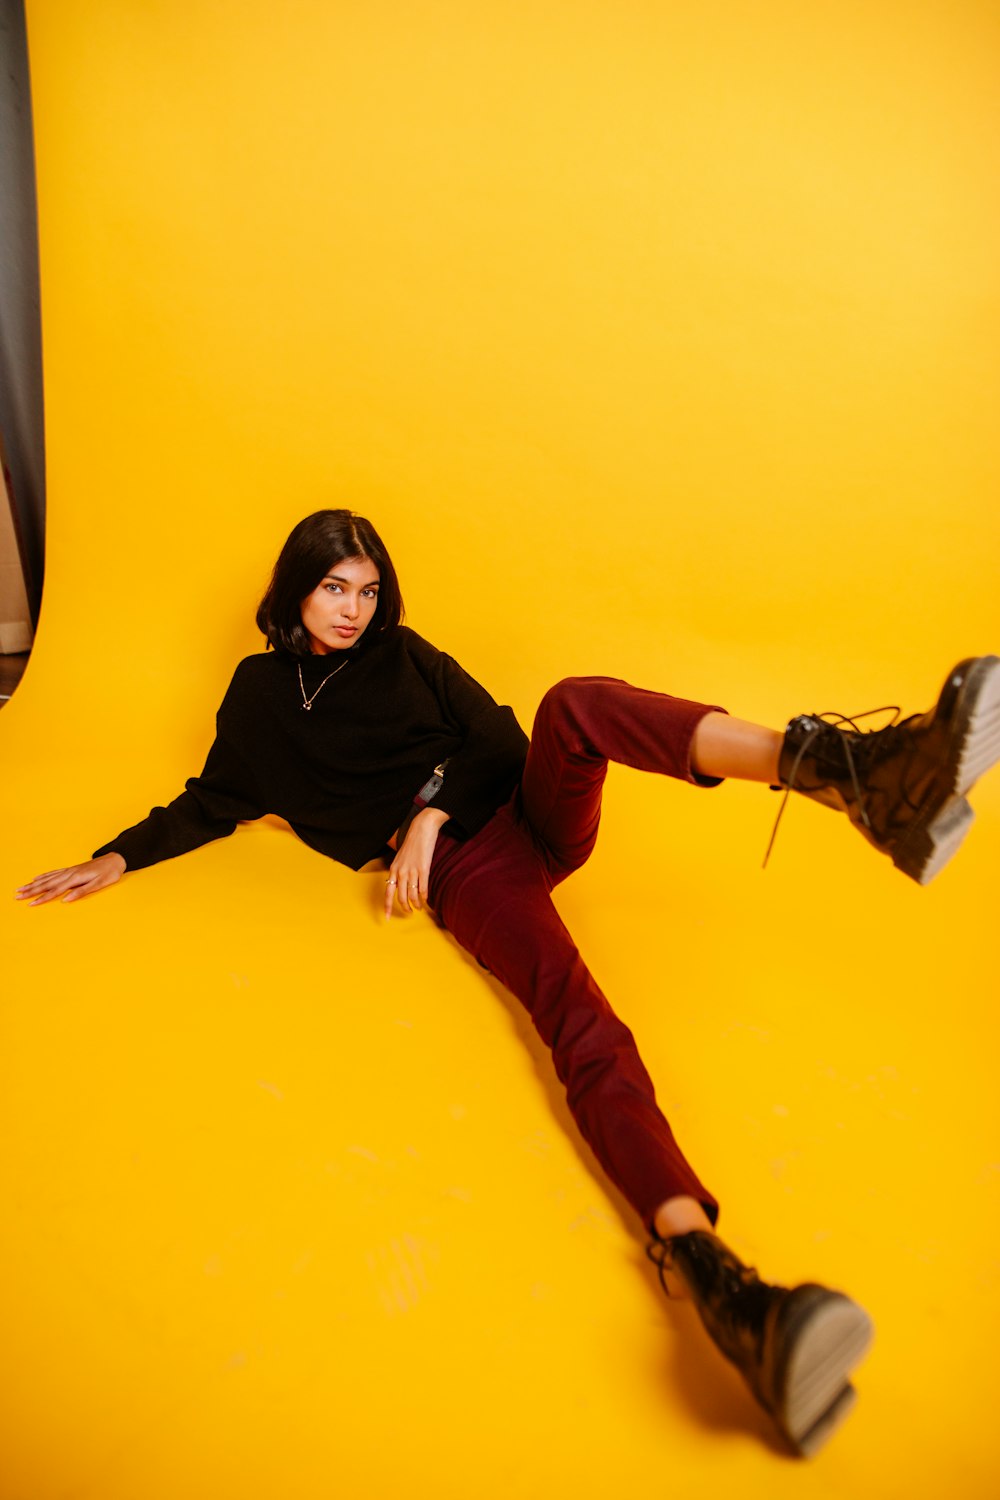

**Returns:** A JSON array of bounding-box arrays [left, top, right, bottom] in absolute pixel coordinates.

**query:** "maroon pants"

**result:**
[[428, 676, 726, 1232]]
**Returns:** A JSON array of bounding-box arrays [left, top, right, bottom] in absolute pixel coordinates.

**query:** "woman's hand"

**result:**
[[15, 852, 127, 907], [384, 808, 449, 921]]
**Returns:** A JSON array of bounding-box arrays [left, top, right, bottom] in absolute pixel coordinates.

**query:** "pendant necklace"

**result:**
[[298, 657, 348, 711]]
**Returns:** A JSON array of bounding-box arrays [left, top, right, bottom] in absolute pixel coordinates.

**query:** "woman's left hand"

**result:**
[[384, 807, 450, 920]]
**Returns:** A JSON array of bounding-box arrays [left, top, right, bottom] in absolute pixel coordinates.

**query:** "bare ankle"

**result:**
[[653, 1195, 715, 1241], [650, 1197, 716, 1299]]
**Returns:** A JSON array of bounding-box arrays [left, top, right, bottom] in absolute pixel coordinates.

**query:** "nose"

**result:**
[[342, 593, 360, 619]]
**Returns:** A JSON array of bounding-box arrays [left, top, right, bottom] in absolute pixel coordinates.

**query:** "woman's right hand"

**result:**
[[15, 852, 127, 906]]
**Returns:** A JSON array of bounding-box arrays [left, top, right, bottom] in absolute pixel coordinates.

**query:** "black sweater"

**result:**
[[93, 627, 530, 873]]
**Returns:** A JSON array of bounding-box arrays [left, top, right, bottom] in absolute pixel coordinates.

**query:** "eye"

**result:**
[[324, 583, 342, 594], [362, 588, 378, 599]]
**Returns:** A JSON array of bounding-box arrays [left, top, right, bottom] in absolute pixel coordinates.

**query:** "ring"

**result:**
[[386, 877, 397, 887]]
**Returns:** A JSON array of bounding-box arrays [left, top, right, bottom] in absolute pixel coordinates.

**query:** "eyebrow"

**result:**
[[323, 573, 379, 586]]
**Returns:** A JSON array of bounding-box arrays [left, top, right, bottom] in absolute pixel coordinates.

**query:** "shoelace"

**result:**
[[647, 1233, 773, 1352], [646, 1235, 674, 1297], [762, 705, 903, 870], [647, 1229, 758, 1297]]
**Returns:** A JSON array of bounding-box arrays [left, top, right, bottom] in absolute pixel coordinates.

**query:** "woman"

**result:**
[[16, 510, 1000, 1457]]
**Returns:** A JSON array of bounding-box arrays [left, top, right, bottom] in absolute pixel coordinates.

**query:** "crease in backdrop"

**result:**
[[2, 2, 998, 1496]]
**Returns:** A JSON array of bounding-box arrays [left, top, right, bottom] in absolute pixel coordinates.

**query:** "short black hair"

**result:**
[[256, 510, 405, 656]]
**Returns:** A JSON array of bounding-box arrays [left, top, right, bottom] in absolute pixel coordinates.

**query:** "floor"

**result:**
[[0, 651, 31, 706], [3, 656, 999, 1498]]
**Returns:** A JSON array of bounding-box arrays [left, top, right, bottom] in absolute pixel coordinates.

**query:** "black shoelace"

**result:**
[[647, 1232, 774, 1356], [646, 1235, 675, 1298], [762, 705, 905, 870]]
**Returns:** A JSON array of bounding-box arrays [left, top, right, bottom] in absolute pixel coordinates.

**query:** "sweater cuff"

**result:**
[[92, 835, 140, 871]]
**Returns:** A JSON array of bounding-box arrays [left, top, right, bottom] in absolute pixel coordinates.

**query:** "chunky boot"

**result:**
[[647, 1229, 873, 1457], [772, 654, 1000, 884]]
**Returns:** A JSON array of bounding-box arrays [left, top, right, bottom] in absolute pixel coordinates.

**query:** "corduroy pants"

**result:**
[[428, 676, 726, 1232]]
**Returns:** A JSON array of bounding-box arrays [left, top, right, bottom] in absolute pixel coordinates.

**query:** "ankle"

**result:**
[[652, 1195, 716, 1242], [649, 1199, 717, 1299], [691, 713, 783, 783]]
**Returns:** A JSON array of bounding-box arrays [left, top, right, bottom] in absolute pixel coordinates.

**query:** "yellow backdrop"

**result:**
[[2, 2, 998, 1496]]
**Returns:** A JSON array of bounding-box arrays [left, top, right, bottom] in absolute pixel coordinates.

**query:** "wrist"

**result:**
[[103, 852, 127, 873], [416, 806, 450, 831]]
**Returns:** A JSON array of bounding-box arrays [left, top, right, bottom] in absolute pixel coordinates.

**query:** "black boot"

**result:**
[[647, 1229, 873, 1457], [771, 654, 1000, 884]]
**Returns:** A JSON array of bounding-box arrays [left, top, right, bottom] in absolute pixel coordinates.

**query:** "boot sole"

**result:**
[[952, 654, 1000, 795], [892, 654, 1000, 885], [772, 1289, 873, 1454], [792, 1382, 858, 1459], [893, 793, 975, 885]]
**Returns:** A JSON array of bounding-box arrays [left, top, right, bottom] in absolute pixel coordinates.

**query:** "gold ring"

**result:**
[[386, 877, 397, 887]]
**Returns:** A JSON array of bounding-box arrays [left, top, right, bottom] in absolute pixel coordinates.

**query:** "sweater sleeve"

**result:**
[[92, 669, 267, 872], [406, 634, 529, 838]]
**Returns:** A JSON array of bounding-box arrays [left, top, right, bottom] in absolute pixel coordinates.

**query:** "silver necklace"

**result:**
[[298, 657, 348, 710]]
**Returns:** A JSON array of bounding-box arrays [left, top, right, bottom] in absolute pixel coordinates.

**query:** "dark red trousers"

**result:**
[[428, 677, 726, 1232]]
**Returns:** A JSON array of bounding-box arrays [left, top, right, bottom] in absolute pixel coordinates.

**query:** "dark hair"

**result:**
[[256, 510, 404, 656]]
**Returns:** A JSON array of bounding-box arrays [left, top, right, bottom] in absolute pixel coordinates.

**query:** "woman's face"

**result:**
[[300, 554, 380, 654]]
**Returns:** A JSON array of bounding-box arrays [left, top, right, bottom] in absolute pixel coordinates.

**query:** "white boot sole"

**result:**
[[777, 1293, 874, 1453], [894, 655, 1000, 884]]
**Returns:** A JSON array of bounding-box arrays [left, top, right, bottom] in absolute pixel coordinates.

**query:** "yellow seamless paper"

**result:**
[[2, 3, 998, 1496]]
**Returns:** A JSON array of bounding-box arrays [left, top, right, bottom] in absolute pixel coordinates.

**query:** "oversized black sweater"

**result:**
[[93, 627, 530, 873]]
